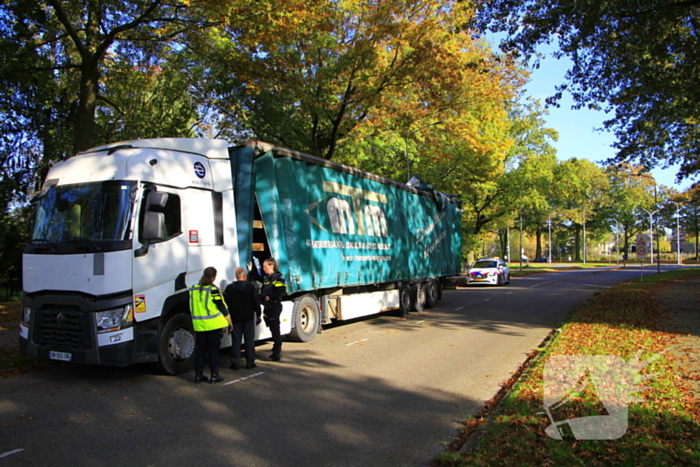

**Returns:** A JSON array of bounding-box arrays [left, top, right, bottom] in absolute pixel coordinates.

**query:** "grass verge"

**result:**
[[439, 268, 700, 466]]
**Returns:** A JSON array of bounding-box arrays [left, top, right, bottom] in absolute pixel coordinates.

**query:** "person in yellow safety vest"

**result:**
[[188, 266, 233, 384]]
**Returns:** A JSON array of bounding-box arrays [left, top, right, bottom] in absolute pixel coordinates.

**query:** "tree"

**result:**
[[677, 185, 700, 260], [550, 158, 609, 261], [1, 0, 214, 156], [476, 0, 700, 181], [202, 0, 524, 161], [604, 164, 657, 255]]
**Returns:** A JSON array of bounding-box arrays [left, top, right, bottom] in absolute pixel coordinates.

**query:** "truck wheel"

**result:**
[[155, 313, 196, 375], [411, 283, 427, 312], [287, 295, 319, 342], [425, 280, 439, 309], [397, 283, 412, 317]]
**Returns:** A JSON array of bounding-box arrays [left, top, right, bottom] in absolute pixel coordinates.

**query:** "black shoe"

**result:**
[[210, 371, 224, 384], [194, 370, 209, 384], [230, 362, 240, 370], [245, 362, 257, 369], [266, 354, 281, 362]]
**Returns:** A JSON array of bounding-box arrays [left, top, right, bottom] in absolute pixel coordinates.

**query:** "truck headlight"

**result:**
[[96, 305, 134, 334], [21, 306, 33, 324]]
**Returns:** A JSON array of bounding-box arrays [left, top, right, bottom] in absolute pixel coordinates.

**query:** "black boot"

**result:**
[[194, 370, 208, 384], [210, 370, 224, 384]]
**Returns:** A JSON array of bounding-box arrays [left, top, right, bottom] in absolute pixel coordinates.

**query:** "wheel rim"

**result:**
[[169, 327, 195, 361], [416, 285, 426, 306], [428, 282, 438, 302], [300, 305, 316, 333], [400, 288, 411, 309]]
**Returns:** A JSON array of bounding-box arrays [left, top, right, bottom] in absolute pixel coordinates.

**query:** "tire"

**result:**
[[425, 280, 439, 309], [505, 273, 510, 285], [411, 283, 427, 312], [496, 274, 503, 286], [155, 313, 196, 375], [397, 283, 412, 317], [287, 295, 319, 342]]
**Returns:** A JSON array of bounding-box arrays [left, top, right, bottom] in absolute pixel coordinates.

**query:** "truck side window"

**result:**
[[139, 190, 182, 243]]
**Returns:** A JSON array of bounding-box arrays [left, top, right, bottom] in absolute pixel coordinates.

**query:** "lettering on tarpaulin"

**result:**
[[423, 231, 446, 258], [322, 181, 389, 238]]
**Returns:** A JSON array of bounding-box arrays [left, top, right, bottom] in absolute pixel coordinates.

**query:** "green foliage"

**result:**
[[477, 0, 700, 181]]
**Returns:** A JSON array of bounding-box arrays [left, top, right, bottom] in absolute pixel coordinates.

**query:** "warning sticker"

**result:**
[[134, 295, 146, 313]]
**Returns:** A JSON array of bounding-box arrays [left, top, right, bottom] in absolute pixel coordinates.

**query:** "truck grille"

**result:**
[[37, 309, 91, 350]]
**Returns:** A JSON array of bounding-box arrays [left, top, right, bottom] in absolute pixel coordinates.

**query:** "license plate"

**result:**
[[49, 351, 72, 362]]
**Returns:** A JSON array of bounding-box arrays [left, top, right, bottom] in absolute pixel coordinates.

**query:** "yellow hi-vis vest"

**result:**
[[188, 285, 229, 332]]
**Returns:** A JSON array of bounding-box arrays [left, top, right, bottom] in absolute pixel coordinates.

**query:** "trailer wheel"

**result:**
[[411, 283, 427, 312], [425, 280, 440, 309], [397, 283, 412, 317], [155, 313, 196, 375], [287, 295, 319, 342]]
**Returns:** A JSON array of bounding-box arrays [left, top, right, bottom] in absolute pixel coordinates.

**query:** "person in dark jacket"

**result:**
[[259, 258, 286, 361], [224, 267, 262, 370]]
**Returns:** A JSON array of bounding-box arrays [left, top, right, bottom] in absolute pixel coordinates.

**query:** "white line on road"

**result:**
[[346, 338, 369, 346], [414, 320, 426, 325], [529, 280, 558, 288], [0, 449, 24, 459], [483, 298, 491, 302], [222, 372, 265, 386], [455, 307, 464, 311]]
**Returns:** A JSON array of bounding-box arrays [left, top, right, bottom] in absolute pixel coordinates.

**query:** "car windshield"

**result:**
[[473, 260, 498, 269], [31, 181, 137, 244]]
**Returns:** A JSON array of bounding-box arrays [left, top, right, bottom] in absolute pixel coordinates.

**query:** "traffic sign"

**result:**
[[635, 234, 650, 258]]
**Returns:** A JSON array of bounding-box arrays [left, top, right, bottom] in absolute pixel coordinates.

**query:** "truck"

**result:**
[[19, 138, 462, 374]]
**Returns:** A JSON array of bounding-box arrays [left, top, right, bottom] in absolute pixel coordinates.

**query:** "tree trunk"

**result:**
[[73, 62, 99, 153], [574, 224, 582, 262]]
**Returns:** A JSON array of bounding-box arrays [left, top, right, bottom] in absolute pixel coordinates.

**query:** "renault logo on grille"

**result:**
[[56, 312, 69, 326]]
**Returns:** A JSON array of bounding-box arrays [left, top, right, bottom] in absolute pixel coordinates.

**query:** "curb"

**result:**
[[458, 327, 559, 455]]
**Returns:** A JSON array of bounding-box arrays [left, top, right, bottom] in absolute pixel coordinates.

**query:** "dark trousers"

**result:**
[[267, 315, 282, 355], [195, 329, 222, 373], [231, 320, 256, 365]]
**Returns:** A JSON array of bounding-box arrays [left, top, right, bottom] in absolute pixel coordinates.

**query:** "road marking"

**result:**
[[346, 338, 368, 346], [222, 371, 265, 386], [530, 280, 558, 288], [483, 298, 491, 302], [414, 320, 426, 325], [505, 292, 513, 295], [0, 449, 24, 459], [455, 307, 464, 311]]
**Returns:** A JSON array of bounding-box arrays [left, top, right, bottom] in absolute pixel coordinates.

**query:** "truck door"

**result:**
[[132, 186, 188, 322]]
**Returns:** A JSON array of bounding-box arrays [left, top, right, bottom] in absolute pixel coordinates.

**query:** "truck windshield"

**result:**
[[30, 181, 137, 250]]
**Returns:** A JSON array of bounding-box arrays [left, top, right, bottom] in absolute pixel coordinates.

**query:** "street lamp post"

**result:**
[[547, 213, 554, 264], [612, 218, 620, 265], [671, 201, 682, 265], [404, 120, 444, 183], [631, 171, 661, 273]]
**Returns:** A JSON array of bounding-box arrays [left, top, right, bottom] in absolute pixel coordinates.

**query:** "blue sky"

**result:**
[[523, 52, 695, 194]]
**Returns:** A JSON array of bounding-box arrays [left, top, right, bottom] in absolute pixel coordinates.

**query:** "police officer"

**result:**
[[188, 266, 233, 383], [259, 258, 286, 361]]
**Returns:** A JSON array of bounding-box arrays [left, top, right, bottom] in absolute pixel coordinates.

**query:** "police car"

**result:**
[[467, 258, 510, 286]]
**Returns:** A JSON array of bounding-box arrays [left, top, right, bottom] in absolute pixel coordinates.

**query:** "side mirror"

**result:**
[[135, 191, 168, 258], [143, 211, 166, 241]]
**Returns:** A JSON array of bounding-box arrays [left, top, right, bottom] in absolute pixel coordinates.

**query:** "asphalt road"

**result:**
[[0, 266, 685, 466]]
